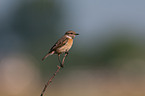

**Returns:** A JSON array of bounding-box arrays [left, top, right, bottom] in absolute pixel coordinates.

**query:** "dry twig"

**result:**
[[40, 65, 61, 96], [40, 53, 68, 96]]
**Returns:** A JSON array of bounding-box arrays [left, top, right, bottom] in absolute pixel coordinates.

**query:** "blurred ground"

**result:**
[[0, 0, 145, 96]]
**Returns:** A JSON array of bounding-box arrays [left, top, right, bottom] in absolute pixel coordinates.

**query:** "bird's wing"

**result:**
[[50, 36, 68, 51]]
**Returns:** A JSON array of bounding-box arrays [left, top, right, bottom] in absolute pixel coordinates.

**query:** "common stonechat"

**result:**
[[42, 30, 79, 67]]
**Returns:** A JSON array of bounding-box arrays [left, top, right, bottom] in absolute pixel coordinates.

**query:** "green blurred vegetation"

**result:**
[[1, 0, 144, 77], [1, 0, 145, 96]]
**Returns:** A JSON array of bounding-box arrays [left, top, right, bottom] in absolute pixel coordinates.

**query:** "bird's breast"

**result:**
[[57, 39, 73, 53]]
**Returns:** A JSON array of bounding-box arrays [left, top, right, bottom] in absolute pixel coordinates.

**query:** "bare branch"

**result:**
[[40, 53, 68, 96], [40, 65, 61, 96]]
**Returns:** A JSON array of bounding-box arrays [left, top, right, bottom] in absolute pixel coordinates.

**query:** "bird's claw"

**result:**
[[60, 63, 64, 68]]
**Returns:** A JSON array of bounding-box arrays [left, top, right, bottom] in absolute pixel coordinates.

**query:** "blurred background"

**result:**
[[0, 0, 145, 96]]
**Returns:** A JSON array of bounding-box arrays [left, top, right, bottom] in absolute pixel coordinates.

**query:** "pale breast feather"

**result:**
[[58, 38, 73, 52]]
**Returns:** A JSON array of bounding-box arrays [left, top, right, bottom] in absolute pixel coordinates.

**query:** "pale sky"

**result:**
[[1, 0, 145, 50], [60, 0, 145, 48]]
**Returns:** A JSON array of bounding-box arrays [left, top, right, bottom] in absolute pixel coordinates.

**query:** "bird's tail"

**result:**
[[42, 51, 55, 61]]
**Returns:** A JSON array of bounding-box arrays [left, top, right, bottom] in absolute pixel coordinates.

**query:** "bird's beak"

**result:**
[[75, 33, 79, 35]]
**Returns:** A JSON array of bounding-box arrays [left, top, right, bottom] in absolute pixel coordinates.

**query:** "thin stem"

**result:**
[[40, 65, 61, 96], [40, 53, 68, 96]]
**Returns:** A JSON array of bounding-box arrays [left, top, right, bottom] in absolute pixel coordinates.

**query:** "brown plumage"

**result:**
[[42, 30, 79, 67]]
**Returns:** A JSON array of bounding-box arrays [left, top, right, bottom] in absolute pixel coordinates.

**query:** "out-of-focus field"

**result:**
[[1, 0, 145, 96]]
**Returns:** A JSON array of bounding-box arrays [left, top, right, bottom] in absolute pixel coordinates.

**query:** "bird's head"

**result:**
[[65, 30, 79, 39]]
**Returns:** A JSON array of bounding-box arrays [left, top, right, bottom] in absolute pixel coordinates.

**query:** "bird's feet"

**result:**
[[60, 63, 64, 68], [65, 52, 69, 55]]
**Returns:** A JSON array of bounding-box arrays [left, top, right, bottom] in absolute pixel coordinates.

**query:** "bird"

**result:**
[[42, 30, 79, 67]]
